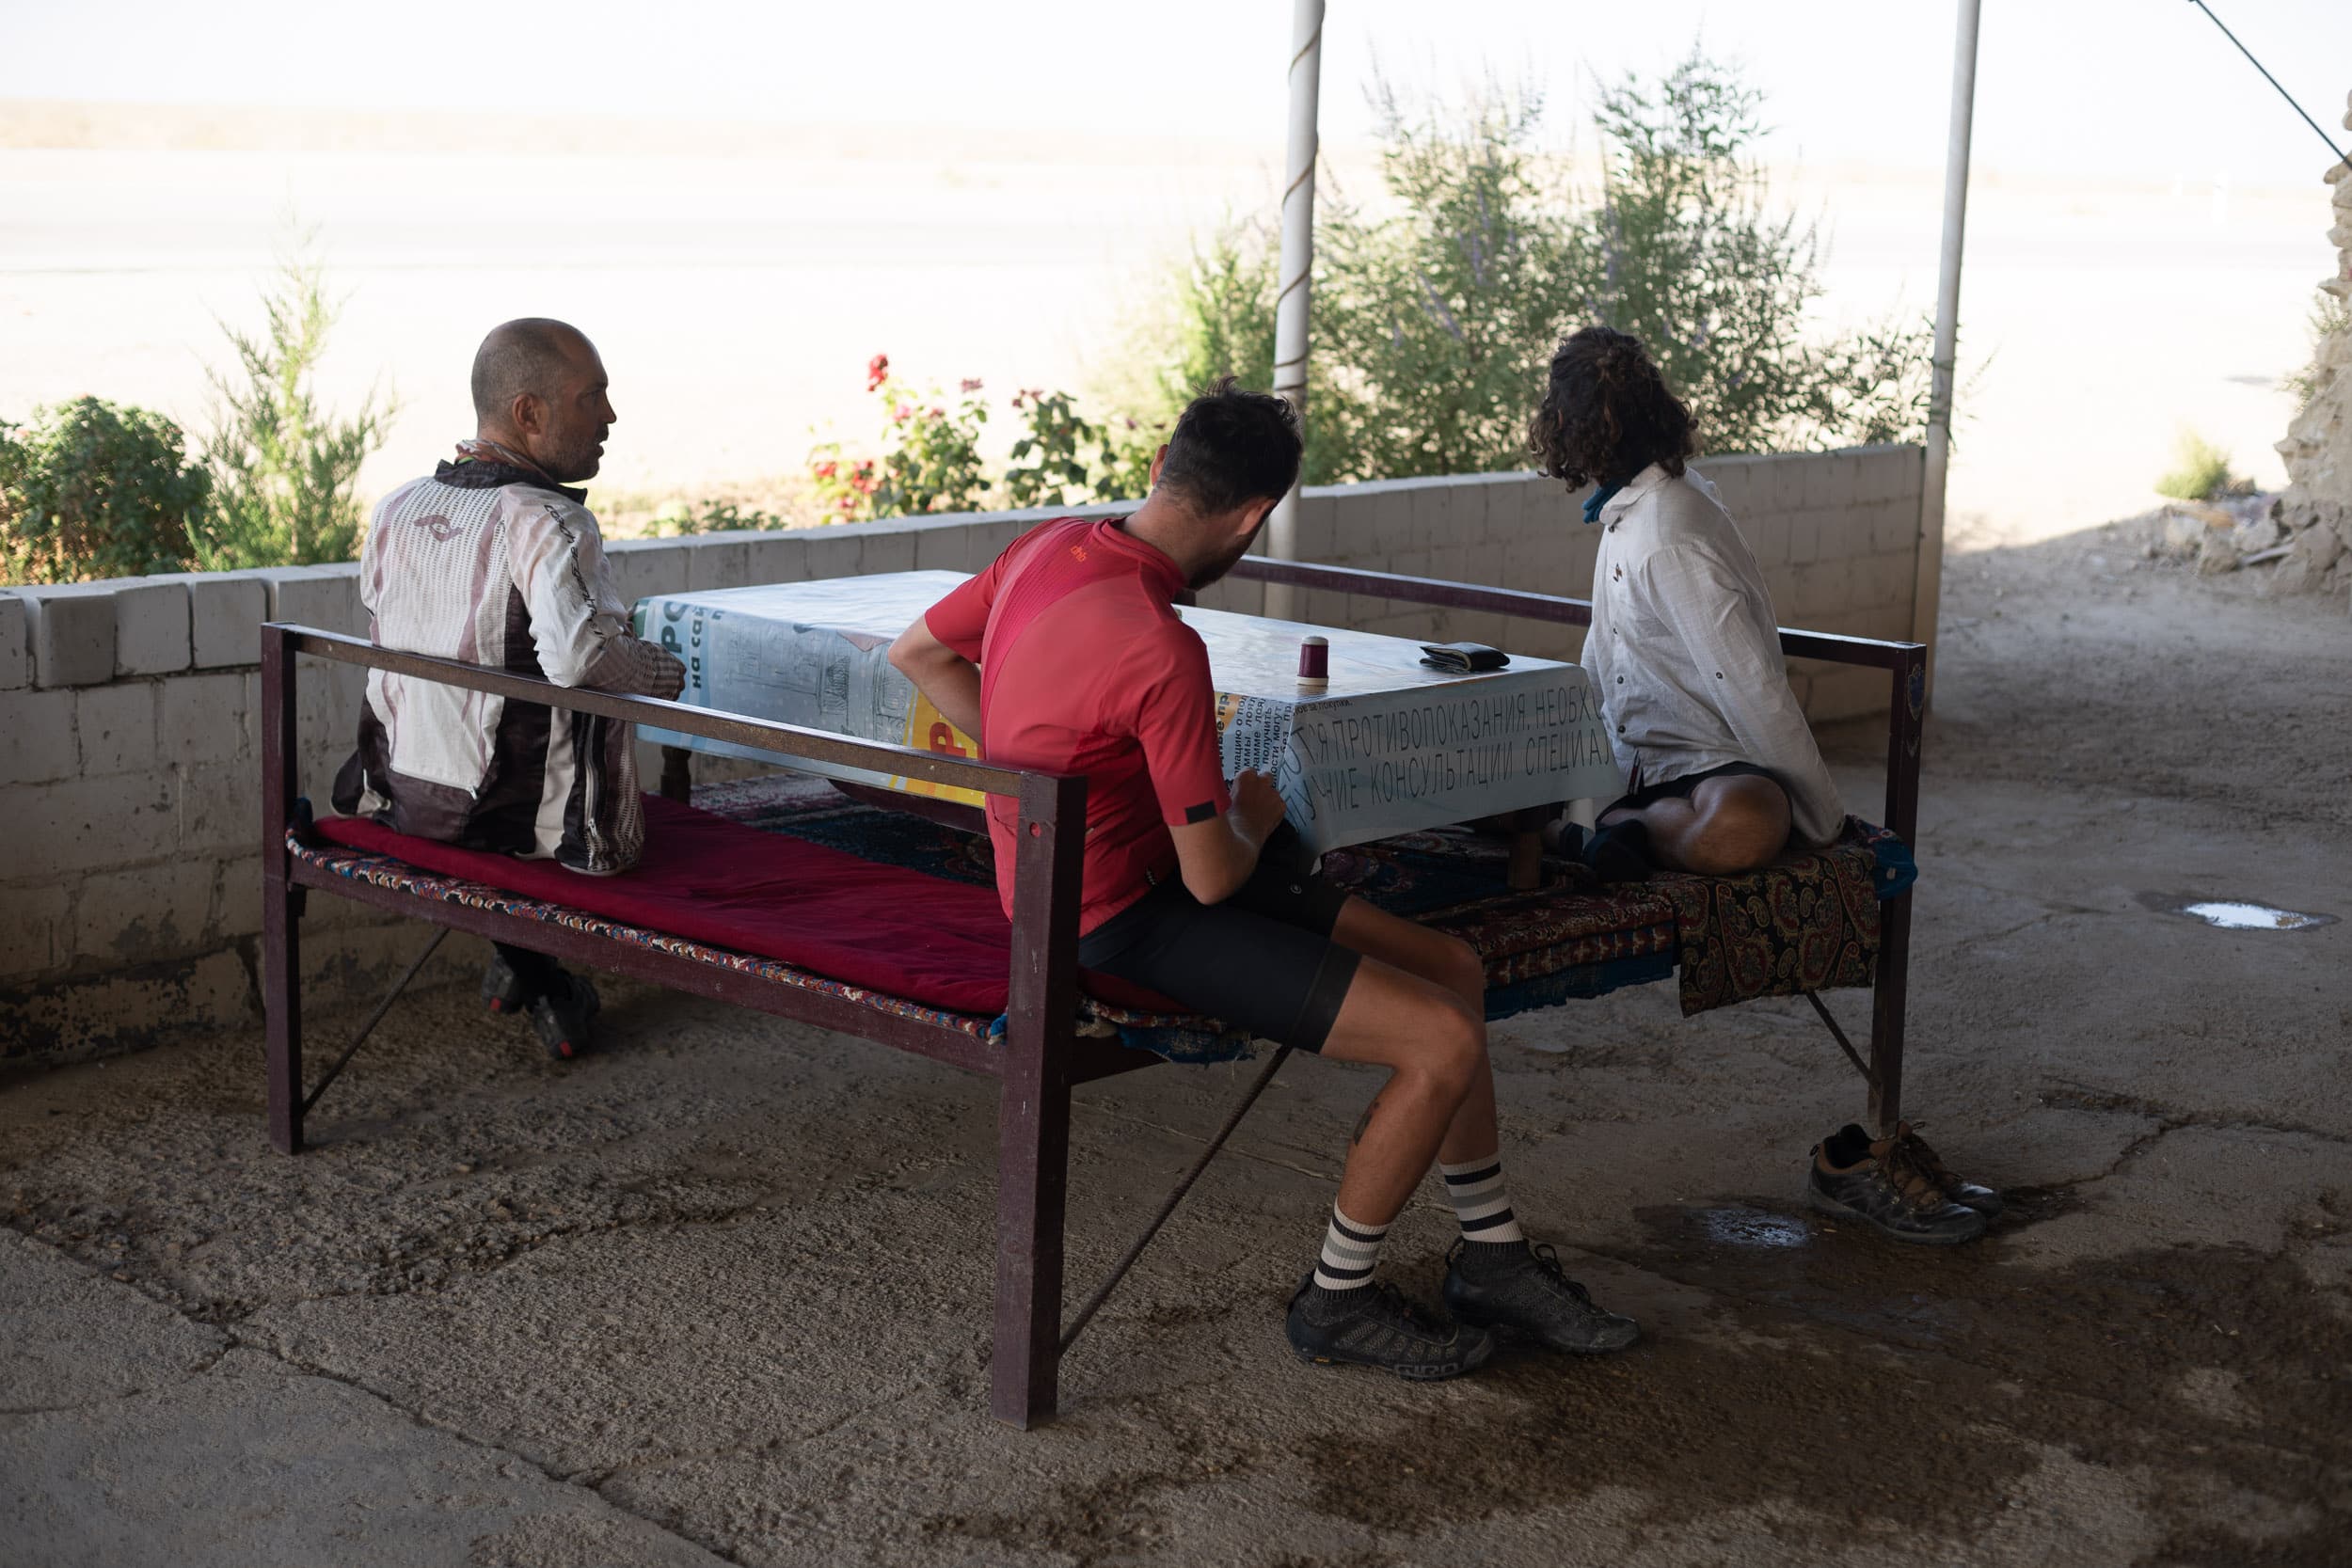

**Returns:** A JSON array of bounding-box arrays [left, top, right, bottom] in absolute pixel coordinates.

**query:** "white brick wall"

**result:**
[[0, 445, 1923, 1061]]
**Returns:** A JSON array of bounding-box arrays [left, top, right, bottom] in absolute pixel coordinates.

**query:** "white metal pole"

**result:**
[[1263, 0, 1325, 622], [1914, 0, 1982, 695]]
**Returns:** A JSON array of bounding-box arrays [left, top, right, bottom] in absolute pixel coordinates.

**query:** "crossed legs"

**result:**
[[1601, 771, 1793, 877]]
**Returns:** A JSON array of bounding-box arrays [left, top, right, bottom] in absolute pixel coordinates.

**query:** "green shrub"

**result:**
[[1575, 53, 1936, 459], [187, 244, 393, 569], [808, 355, 992, 521], [647, 499, 788, 536], [1112, 50, 1939, 483], [2154, 431, 2245, 501], [0, 397, 210, 584], [2281, 293, 2350, 413]]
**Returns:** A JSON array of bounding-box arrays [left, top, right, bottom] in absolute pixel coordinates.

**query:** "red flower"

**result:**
[[930, 405, 945, 419], [815, 460, 837, 479], [866, 353, 890, 391]]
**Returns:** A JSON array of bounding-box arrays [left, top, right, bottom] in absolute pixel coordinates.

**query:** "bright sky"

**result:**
[[4, 0, 2349, 185]]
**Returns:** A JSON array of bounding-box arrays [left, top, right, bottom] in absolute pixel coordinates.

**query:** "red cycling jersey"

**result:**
[[922, 517, 1231, 933]]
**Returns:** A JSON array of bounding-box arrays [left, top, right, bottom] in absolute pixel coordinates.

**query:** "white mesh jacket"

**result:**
[[331, 443, 682, 874]]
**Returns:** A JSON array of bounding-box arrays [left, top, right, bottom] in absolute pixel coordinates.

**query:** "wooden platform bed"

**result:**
[[259, 557, 1925, 1428]]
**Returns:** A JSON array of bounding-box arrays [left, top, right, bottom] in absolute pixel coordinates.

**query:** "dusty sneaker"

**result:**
[[1285, 1276, 1494, 1381], [1442, 1239, 1641, 1354], [480, 950, 540, 1015], [526, 970, 601, 1060], [1877, 1121, 2003, 1216], [1806, 1124, 1986, 1244]]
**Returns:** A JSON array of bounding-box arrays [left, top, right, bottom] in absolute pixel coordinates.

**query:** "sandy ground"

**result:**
[[2, 533, 2347, 1568]]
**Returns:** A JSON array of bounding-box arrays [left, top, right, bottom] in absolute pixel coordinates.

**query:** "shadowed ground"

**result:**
[[4, 524, 2346, 1567]]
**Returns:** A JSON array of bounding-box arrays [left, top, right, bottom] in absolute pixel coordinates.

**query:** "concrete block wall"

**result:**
[[0, 446, 1922, 1062]]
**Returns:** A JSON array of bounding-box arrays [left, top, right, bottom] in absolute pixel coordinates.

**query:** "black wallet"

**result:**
[[1418, 641, 1510, 673]]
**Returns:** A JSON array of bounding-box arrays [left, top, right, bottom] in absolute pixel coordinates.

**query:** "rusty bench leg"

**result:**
[[262, 625, 307, 1155], [993, 771, 1085, 1427], [992, 1034, 1072, 1428], [660, 745, 693, 803], [263, 874, 305, 1154], [1867, 890, 1912, 1132]]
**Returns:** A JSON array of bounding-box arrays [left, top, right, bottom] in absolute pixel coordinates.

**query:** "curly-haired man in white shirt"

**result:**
[[1527, 326, 1997, 1244], [1529, 325, 1847, 880]]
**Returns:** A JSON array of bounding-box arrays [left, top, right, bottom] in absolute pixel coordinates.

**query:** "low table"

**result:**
[[635, 569, 1625, 863]]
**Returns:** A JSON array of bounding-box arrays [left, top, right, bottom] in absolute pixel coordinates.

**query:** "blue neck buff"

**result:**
[[1581, 482, 1625, 525]]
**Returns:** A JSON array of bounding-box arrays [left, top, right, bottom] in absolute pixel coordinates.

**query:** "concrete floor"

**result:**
[[4, 528, 2347, 1568]]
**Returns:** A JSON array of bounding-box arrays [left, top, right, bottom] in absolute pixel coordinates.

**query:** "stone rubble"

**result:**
[[2265, 88, 2352, 611]]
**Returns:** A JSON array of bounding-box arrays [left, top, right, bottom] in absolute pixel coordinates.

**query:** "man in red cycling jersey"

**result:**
[[888, 380, 1638, 1379]]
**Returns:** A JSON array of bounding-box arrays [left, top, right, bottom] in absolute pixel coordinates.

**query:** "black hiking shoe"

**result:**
[[1806, 1124, 1987, 1244], [1574, 819, 1656, 884], [1442, 1238, 1641, 1354], [481, 950, 539, 1015], [1869, 1121, 2004, 1217], [526, 971, 600, 1061], [1285, 1276, 1494, 1381]]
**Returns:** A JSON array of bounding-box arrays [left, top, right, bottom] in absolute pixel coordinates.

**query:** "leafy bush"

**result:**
[[2281, 292, 2350, 413], [809, 356, 1161, 518], [1114, 51, 1938, 483], [1574, 54, 1936, 460], [0, 397, 210, 584], [646, 499, 790, 536], [808, 355, 992, 522], [2154, 431, 2248, 501], [187, 244, 393, 570]]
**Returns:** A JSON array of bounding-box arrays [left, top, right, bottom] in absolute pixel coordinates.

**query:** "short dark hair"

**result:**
[[471, 318, 591, 425], [1155, 377, 1302, 515], [1527, 325, 1696, 489]]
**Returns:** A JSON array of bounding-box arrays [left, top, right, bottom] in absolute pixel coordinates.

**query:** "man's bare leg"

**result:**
[[1294, 895, 1642, 1364], [1312, 949, 1485, 1225], [1329, 899, 1498, 1169], [1601, 772, 1792, 876]]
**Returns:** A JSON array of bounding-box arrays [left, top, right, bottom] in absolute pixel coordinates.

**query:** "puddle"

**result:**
[[1695, 1203, 1811, 1249], [2137, 892, 2337, 931]]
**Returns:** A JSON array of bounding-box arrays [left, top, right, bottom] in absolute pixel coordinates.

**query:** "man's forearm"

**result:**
[[901, 650, 983, 740]]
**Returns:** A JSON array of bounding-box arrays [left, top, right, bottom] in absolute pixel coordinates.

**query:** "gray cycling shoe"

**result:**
[[1286, 1275, 1495, 1381], [1442, 1238, 1642, 1354]]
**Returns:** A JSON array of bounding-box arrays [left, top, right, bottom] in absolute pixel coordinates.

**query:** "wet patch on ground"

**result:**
[[1278, 1204, 2350, 1563]]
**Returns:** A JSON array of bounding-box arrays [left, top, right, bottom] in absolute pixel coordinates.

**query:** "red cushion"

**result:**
[[314, 793, 1179, 1018]]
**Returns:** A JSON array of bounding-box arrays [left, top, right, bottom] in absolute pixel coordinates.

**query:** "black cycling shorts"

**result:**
[[1078, 854, 1359, 1053], [1605, 759, 1780, 817]]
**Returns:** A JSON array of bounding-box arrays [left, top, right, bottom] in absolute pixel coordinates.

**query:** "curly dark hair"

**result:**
[[1526, 325, 1697, 489]]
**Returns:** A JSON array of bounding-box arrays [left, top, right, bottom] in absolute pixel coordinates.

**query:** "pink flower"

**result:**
[[894, 403, 912, 421], [866, 353, 890, 391], [930, 406, 945, 419], [815, 460, 837, 479], [960, 377, 983, 393]]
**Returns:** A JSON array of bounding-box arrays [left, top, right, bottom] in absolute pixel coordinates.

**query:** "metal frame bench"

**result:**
[[257, 560, 1924, 1431]]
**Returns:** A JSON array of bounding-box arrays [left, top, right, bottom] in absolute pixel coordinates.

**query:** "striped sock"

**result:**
[[1441, 1154, 1526, 1245], [1311, 1203, 1390, 1291]]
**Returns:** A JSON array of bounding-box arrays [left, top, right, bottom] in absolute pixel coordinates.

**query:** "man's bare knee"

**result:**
[[1674, 777, 1787, 873], [1437, 935, 1486, 1003]]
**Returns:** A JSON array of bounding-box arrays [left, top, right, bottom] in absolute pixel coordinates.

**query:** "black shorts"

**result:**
[[1605, 759, 1780, 817], [1078, 853, 1359, 1053]]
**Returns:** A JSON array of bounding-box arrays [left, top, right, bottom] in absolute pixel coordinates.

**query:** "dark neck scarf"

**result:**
[[1581, 482, 1625, 525]]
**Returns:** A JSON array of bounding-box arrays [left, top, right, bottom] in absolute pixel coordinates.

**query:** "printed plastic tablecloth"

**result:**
[[635, 571, 1624, 856]]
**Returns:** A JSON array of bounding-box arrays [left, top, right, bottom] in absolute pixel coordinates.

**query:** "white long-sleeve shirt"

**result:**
[[1584, 463, 1846, 847]]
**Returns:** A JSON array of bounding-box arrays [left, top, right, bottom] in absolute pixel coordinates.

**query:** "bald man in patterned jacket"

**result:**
[[332, 319, 684, 1057]]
